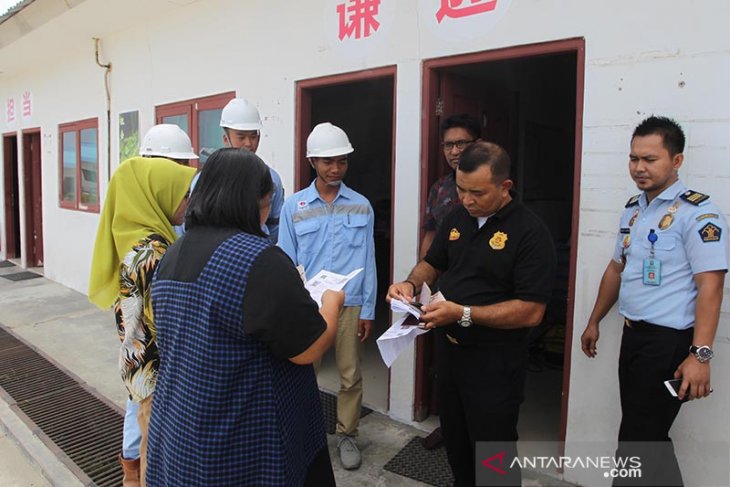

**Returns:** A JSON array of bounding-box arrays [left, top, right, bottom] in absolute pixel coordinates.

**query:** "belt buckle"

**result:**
[[624, 318, 632, 328], [446, 334, 459, 345]]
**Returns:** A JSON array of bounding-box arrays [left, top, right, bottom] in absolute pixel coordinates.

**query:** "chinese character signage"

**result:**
[[421, 0, 512, 41], [21, 90, 33, 121], [6, 97, 16, 125], [337, 0, 381, 40]]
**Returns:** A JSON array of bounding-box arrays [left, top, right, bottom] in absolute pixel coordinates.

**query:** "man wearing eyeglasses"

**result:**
[[419, 114, 481, 451], [421, 114, 481, 259]]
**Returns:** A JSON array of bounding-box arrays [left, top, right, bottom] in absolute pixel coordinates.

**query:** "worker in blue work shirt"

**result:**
[[582, 116, 730, 486], [278, 122, 376, 472]]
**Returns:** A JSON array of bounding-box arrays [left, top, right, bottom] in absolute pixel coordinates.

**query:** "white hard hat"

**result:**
[[306, 122, 354, 158], [139, 124, 198, 160], [220, 98, 263, 131]]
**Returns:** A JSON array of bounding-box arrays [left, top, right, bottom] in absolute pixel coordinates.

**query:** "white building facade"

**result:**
[[1, 1, 728, 485]]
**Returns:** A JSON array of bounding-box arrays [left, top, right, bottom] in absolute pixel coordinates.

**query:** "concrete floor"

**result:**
[[0, 263, 576, 486]]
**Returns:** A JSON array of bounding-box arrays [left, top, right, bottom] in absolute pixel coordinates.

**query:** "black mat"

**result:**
[[319, 389, 372, 435], [1, 271, 42, 281], [0, 260, 15, 268], [384, 436, 454, 487]]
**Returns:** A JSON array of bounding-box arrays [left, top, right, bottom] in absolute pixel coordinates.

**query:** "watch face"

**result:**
[[698, 347, 713, 361]]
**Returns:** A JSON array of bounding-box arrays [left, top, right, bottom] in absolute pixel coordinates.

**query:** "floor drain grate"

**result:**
[[1, 271, 43, 281], [0, 325, 123, 486], [319, 389, 372, 435], [384, 436, 453, 487]]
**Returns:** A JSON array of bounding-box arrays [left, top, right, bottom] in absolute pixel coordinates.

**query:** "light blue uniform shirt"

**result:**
[[174, 162, 285, 242], [614, 180, 729, 329], [278, 181, 377, 320]]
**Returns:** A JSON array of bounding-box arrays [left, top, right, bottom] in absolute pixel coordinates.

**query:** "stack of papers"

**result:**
[[377, 284, 446, 368], [304, 268, 363, 306]]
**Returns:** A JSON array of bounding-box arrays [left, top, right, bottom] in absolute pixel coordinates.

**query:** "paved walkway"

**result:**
[[0, 264, 576, 486]]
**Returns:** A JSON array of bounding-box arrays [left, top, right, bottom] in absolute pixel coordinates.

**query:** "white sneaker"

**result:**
[[337, 435, 362, 470]]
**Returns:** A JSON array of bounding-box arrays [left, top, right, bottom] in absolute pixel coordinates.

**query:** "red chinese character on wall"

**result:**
[[436, 0, 497, 24], [21, 91, 32, 118], [6, 98, 15, 124], [337, 0, 381, 40]]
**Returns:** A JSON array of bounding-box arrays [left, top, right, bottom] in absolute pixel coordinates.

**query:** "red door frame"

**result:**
[[22, 128, 43, 267], [420, 38, 585, 444], [3, 132, 20, 258], [295, 66, 398, 408]]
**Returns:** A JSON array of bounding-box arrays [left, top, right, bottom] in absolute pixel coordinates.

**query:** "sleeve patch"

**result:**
[[696, 213, 719, 222], [620, 227, 630, 234], [699, 222, 722, 242]]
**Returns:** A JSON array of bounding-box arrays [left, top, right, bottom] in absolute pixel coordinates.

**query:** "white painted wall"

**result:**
[[1, 1, 729, 484]]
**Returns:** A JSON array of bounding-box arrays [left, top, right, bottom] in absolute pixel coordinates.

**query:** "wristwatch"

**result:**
[[458, 306, 472, 328], [689, 345, 714, 363]]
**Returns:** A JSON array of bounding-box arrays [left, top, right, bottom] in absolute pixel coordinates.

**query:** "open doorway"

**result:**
[[3, 133, 21, 260], [419, 39, 585, 445], [296, 67, 396, 412], [23, 129, 44, 267]]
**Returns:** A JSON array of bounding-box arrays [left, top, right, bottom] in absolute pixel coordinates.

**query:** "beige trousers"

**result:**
[[316, 306, 363, 436]]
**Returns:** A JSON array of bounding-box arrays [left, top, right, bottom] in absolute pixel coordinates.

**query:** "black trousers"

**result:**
[[436, 330, 527, 487], [614, 321, 693, 487], [303, 445, 336, 487]]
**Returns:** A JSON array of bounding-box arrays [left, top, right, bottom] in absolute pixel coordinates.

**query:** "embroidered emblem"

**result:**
[[628, 208, 640, 227], [489, 231, 508, 250], [696, 213, 719, 222], [699, 223, 721, 242], [623, 235, 631, 248], [620, 228, 630, 234], [449, 228, 461, 241], [297, 200, 308, 210], [658, 214, 673, 230]]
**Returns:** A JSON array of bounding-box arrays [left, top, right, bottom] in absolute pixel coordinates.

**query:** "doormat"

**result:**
[[1, 271, 42, 281], [383, 436, 453, 487], [0, 260, 15, 268], [319, 389, 372, 435]]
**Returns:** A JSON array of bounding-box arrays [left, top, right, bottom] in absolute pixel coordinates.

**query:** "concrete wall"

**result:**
[[1, 1, 729, 484]]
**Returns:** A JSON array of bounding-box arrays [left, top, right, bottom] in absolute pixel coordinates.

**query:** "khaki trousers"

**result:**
[[137, 394, 153, 487], [316, 306, 362, 436]]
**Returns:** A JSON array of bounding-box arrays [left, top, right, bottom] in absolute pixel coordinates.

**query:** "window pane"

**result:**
[[162, 115, 189, 134], [80, 128, 98, 206], [198, 108, 223, 165], [62, 131, 77, 202]]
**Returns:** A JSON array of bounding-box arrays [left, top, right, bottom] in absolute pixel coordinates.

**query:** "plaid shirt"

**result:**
[[423, 171, 460, 231], [147, 232, 325, 486]]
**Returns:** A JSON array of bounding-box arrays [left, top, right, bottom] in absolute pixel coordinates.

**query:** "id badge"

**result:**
[[643, 258, 661, 286]]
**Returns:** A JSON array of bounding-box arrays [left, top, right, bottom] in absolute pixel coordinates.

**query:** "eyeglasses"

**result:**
[[441, 139, 474, 151]]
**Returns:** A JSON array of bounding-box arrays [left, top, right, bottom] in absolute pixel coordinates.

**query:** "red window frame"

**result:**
[[58, 118, 100, 213], [155, 91, 235, 168]]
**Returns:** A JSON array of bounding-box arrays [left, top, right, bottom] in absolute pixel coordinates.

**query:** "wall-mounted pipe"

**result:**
[[93, 37, 112, 181]]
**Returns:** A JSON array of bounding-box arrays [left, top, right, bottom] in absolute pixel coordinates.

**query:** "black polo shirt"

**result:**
[[424, 198, 556, 344]]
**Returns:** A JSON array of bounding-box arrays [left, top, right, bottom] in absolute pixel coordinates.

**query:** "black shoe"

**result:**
[[421, 427, 443, 450]]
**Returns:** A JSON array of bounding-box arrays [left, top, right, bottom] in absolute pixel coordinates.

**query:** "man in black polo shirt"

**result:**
[[387, 141, 556, 486]]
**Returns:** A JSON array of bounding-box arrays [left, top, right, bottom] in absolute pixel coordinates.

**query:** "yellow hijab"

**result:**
[[88, 157, 196, 308]]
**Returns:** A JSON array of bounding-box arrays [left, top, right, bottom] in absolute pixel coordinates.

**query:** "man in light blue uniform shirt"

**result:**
[[581, 116, 729, 486], [278, 122, 376, 471], [218, 98, 284, 242]]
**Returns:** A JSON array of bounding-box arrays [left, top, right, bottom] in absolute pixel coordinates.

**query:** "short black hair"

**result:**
[[186, 147, 272, 236], [632, 116, 685, 156], [457, 141, 511, 183], [440, 114, 480, 141]]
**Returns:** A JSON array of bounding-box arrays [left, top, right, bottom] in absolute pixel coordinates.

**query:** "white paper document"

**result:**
[[304, 268, 363, 307], [377, 284, 446, 368]]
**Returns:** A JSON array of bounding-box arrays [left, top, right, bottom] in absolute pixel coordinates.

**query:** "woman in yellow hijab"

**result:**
[[89, 156, 195, 487]]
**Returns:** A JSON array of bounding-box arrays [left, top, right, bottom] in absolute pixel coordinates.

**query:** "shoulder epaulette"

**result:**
[[625, 194, 641, 208], [680, 190, 710, 206]]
